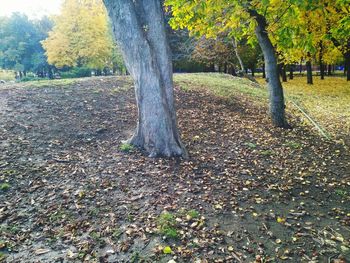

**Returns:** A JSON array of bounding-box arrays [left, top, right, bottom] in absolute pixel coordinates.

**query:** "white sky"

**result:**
[[0, 0, 63, 19]]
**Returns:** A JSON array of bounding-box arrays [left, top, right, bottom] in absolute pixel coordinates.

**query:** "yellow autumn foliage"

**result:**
[[42, 0, 114, 69], [258, 76, 350, 142]]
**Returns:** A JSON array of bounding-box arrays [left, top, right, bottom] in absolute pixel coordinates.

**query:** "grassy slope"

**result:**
[[174, 73, 267, 100], [175, 73, 349, 143]]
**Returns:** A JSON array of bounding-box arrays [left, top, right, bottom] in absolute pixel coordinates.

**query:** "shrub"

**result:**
[[60, 67, 91, 79]]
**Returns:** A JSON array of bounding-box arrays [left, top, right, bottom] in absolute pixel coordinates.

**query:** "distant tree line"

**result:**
[[0, 13, 53, 79]]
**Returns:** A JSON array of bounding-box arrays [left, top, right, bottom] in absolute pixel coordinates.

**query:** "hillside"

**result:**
[[0, 74, 349, 262]]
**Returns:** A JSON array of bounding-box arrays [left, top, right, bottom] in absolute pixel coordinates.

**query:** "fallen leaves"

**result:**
[[0, 76, 349, 262]]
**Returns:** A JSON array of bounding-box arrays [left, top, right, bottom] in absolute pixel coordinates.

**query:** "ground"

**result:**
[[0, 74, 349, 263]]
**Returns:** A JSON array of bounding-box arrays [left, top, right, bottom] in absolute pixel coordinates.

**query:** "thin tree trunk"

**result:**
[[319, 42, 325, 80], [232, 37, 245, 72], [345, 52, 350, 81], [209, 64, 215, 72], [320, 61, 325, 80], [248, 9, 289, 128], [289, 64, 294, 80], [262, 63, 266, 78], [306, 53, 313, 84], [327, 64, 332, 76], [103, 0, 187, 157], [281, 63, 287, 82]]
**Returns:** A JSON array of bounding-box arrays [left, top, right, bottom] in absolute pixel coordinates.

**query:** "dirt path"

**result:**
[[0, 76, 349, 262]]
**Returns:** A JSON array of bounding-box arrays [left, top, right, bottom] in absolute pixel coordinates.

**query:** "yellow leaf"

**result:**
[[163, 246, 173, 254], [277, 217, 286, 223]]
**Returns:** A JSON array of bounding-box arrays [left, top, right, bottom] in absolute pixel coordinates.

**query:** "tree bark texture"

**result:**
[[249, 10, 289, 128], [103, 0, 187, 157]]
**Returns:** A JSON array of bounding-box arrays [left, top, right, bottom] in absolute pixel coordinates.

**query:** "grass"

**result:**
[[187, 209, 200, 219], [277, 76, 349, 141], [174, 73, 267, 101], [17, 78, 78, 88], [0, 70, 15, 81], [0, 183, 10, 191], [157, 212, 178, 239], [119, 143, 134, 153], [175, 73, 349, 144]]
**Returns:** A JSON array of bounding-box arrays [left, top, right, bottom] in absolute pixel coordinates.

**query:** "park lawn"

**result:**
[[184, 73, 350, 145], [176, 73, 350, 146], [174, 73, 267, 101], [281, 76, 350, 143], [0, 70, 15, 81]]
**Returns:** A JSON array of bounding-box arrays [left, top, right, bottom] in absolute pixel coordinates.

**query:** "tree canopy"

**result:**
[[42, 0, 116, 70]]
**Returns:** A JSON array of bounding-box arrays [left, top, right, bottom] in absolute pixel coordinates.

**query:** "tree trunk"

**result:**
[[320, 62, 325, 80], [289, 64, 294, 80], [249, 10, 289, 128], [209, 64, 215, 72], [319, 41, 325, 80], [345, 52, 350, 81], [262, 63, 266, 78], [281, 63, 287, 82], [232, 37, 245, 72], [103, 0, 187, 157], [327, 64, 332, 76], [306, 53, 313, 84]]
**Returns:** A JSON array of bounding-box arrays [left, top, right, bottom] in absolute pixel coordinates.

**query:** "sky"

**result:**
[[0, 0, 63, 19]]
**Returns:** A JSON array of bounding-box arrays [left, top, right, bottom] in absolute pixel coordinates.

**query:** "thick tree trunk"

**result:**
[[249, 10, 289, 128], [103, 0, 187, 157]]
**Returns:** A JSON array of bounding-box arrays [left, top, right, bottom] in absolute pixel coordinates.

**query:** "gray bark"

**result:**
[[232, 38, 245, 72], [103, 0, 187, 157], [248, 10, 289, 128]]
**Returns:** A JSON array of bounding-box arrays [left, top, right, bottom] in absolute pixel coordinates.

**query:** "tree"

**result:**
[[166, 0, 291, 128], [42, 0, 115, 70], [0, 13, 52, 78], [103, 0, 187, 157], [191, 36, 236, 73]]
